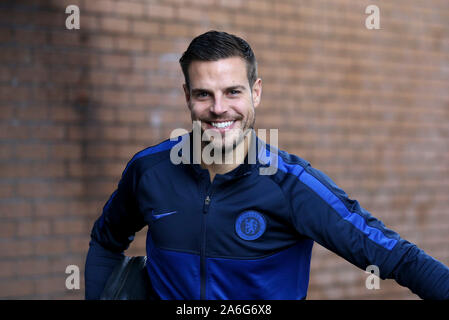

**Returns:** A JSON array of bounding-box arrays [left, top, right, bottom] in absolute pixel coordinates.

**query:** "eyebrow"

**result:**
[[191, 85, 247, 95], [226, 85, 246, 91]]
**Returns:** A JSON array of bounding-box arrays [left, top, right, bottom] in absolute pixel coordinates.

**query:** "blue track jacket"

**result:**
[[85, 132, 449, 300]]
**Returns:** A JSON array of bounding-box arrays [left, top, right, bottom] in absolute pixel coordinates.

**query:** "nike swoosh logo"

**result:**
[[151, 210, 177, 222]]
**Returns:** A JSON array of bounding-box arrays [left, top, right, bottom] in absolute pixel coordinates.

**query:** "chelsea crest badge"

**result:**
[[235, 211, 266, 241]]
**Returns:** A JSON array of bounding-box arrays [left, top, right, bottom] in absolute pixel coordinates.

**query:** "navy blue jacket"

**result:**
[[85, 132, 449, 299]]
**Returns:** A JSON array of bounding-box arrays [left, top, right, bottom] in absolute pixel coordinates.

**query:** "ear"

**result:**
[[251, 78, 262, 108], [183, 84, 191, 110]]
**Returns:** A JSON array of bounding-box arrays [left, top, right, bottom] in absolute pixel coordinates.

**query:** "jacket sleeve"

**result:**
[[85, 158, 147, 299], [288, 164, 449, 300]]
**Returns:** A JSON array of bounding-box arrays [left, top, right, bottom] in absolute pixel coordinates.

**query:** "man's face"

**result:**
[[183, 56, 262, 152]]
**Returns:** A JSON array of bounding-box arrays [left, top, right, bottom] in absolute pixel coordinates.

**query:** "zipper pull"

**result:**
[[203, 195, 211, 213]]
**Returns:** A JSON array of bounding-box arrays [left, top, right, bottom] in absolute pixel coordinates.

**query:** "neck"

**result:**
[[200, 131, 253, 182]]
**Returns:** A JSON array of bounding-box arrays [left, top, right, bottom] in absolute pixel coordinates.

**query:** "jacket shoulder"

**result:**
[[123, 136, 183, 176], [277, 149, 310, 169]]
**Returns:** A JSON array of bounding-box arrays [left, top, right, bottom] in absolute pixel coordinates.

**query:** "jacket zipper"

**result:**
[[200, 194, 211, 300]]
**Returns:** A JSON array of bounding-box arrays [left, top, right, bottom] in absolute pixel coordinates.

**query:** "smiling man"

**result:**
[[85, 31, 449, 300], [180, 33, 262, 180]]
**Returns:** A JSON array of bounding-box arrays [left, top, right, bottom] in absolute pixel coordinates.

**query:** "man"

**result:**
[[85, 31, 449, 300]]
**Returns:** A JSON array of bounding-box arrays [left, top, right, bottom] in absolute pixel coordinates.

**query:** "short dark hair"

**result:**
[[179, 30, 257, 90]]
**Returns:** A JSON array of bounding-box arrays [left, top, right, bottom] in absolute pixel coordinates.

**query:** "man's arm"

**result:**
[[85, 158, 146, 300], [288, 164, 449, 299], [85, 238, 123, 300]]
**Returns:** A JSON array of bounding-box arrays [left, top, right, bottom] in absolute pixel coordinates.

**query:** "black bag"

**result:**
[[100, 256, 158, 300]]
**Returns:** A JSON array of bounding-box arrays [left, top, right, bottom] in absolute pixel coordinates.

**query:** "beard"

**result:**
[[200, 110, 255, 156]]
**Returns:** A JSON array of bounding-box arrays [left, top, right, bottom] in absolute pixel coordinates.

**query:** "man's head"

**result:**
[[179, 30, 258, 91], [180, 30, 262, 153]]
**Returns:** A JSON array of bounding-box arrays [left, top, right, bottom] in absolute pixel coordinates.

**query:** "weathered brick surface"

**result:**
[[0, 0, 448, 299]]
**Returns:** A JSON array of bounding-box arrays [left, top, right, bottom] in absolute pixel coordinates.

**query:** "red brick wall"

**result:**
[[0, 0, 448, 299]]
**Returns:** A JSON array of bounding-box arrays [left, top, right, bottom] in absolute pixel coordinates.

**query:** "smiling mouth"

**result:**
[[208, 120, 235, 129]]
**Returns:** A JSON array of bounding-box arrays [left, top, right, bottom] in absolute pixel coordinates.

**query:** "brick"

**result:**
[[15, 144, 49, 160], [90, 107, 117, 123], [85, 181, 116, 197], [50, 106, 82, 122], [0, 222, 16, 238], [80, 14, 99, 31], [116, 36, 146, 52], [88, 70, 116, 86], [69, 236, 90, 254], [102, 89, 131, 106], [0, 47, 32, 64], [0, 27, 12, 42], [35, 201, 66, 217], [50, 30, 81, 48], [0, 163, 65, 179], [205, 11, 233, 26], [116, 73, 146, 88], [67, 162, 84, 178], [14, 29, 48, 46], [83, 0, 115, 13], [147, 3, 175, 19], [27, 125, 66, 141], [0, 280, 35, 298], [53, 219, 86, 235], [0, 67, 12, 82], [0, 240, 34, 257], [16, 258, 51, 277], [34, 238, 67, 256], [101, 54, 132, 69], [102, 126, 131, 141], [133, 92, 162, 106], [52, 181, 84, 198], [132, 20, 160, 36], [0, 261, 16, 277], [50, 144, 83, 160], [234, 13, 258, 29], [50, 256, 84, 274], [50, 69, 82, 85], [32, 11, 65, 28], [0, 202, 33, 218], [0, 105, 14, 120], [86, 143, 117, 159], [86, 34, 115, 50], [147, 38, 178, 53], [101, 16, 130, 33], [0, 184, 15, 199], [68, 199, 104, 216], [15, 105, 49, 121], [17, 219, 51, 237], [160, 23, 192, 37], [217, 0, 243, 8], [17, 182, 51, 198], [115, 1, 145, 17], [34, 275, 67, 295], [245, 0, 273, 13], [13, 66, 49, 85], [0, 144, 14, 160], [117, 108, 149, 124], [0, 125, 28, 140], [132, 127, 161, 143]]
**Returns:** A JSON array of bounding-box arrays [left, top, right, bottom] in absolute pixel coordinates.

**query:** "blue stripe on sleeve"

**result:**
[[258, 138, 398, 251], [298, 171, 398, 250]]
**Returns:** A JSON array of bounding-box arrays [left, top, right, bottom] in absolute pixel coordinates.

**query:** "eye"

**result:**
[[195, 91, 209, 99], [195, 91, 209, 100], [229, 89, 241, 95]]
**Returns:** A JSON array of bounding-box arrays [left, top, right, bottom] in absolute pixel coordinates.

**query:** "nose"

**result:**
[[210, 94, 227, 116]]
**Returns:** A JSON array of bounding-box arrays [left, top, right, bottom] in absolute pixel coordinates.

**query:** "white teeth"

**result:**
[[211, 121, 234, 128]]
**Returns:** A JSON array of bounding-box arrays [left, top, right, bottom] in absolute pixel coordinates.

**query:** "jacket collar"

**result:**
[[177, 129, 267, 180]]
